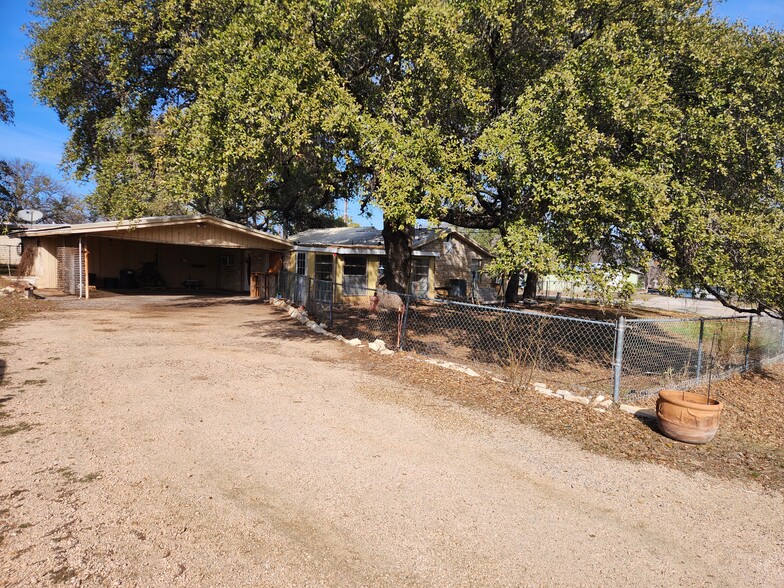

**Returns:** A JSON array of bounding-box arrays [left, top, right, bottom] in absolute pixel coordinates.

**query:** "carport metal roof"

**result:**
[[13, 214, 292, 251]]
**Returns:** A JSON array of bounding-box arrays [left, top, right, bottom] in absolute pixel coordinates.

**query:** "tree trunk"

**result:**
[[504, 270, 520, 304], [523, 271, 538, 300], [381, 218, 414, 294]]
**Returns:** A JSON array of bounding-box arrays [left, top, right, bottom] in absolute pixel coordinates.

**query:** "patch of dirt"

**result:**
[[354, 350, 784, 491]]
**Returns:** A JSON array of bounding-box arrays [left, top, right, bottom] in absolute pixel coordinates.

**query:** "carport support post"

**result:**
[[744, 316, 754, 372], [612, 316, 626, 404], [695, 319, 705, 384], [83, 247, 90, 300]]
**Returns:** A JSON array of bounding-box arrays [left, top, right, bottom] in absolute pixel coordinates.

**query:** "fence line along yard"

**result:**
[[276, 270, 784, 403]]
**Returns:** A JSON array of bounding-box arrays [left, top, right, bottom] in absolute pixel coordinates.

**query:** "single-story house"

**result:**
[[13, 215, 290, 295], [288, 226, 495, 302]]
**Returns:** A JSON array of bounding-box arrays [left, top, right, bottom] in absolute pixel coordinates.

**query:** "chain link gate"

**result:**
[[56, 246, 83, 295]]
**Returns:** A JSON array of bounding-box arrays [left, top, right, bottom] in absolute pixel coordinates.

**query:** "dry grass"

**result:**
[[0, 277, 50, 335], [355, 349, 784, 492]]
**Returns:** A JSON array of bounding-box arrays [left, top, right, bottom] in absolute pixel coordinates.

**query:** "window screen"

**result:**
[[343, 256, 367, 296], [410, 257, 429, 297], [296, 252, 306, 275]]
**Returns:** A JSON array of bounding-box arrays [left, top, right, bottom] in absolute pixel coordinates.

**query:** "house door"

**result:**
[[410, 258, 429, 298], [315, 254, 334, 303]]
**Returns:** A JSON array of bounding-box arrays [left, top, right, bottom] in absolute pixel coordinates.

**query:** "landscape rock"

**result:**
[[619, 405, 656, 420], [379, 349, 395, 356], [534, 388, 560, 398], [368, 339, 387, 353], [346, 338, 363, 347], [423, 358, 480, 377]]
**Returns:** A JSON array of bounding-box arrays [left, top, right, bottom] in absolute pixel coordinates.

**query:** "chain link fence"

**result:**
[[276, 271, 784, 403], [620, 316, 784, 403]]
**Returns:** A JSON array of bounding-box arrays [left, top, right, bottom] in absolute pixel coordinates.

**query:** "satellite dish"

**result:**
[[17, 209, 44, 224]]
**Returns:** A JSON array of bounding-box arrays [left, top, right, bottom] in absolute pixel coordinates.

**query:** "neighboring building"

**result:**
[[0, 232, 22, 271], [288, 226, 495, 302], [536, 252, 646, 300], [12, 215, 290, 294]]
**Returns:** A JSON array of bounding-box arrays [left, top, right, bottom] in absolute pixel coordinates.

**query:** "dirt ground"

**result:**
[[1, 293, 783, 587]]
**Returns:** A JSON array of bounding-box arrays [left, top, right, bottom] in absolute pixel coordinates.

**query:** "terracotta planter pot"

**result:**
[[655, 389, 723, 444]]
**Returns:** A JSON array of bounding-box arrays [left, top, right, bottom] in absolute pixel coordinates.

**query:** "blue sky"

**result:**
[[1, 0, 782, 227]]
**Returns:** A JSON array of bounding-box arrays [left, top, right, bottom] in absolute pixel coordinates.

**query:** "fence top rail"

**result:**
[[429, 298, 614, 326], [624, 315, 751, 325]]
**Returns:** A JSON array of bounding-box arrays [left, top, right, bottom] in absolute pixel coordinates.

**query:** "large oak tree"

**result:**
[[28, 0, 784, 315]]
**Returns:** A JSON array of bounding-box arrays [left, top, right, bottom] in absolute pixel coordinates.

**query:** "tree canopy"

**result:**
[[27, 0, 784, 316], [0, 159, 88, 225], [0, 88, 16, 222]]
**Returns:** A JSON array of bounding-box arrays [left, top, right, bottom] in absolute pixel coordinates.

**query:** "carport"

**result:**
[[14, 215, 291, 295]]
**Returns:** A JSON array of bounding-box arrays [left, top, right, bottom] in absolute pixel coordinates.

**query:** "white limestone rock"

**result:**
[[368, 339, 387, 352]]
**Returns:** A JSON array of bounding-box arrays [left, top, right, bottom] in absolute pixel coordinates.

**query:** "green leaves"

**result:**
[[26, 0, 784, 315]]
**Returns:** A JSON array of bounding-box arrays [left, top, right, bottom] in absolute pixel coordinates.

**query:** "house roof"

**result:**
[[291, 226, 386, 247], [12, 214, 292, 250], [291, 226, 494, 257]]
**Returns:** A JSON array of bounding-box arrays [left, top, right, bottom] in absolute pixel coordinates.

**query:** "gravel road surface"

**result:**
[[1, 294, 782, 586]]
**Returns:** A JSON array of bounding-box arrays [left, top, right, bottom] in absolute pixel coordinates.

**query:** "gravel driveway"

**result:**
[[1, 294, 782, 587]]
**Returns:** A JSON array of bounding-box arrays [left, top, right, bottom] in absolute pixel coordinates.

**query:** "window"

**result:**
[[296, 252, 306, 275], [470, 258, 482, 283], [410, 257, 430, 297], [343, 256, 367, 296], [220, 255, 235, 267], [315, 254, 333, 281]]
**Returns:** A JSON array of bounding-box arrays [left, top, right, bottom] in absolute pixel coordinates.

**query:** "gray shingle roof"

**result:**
[[290, 226, 449, 248], [290, 227, 385, 246]]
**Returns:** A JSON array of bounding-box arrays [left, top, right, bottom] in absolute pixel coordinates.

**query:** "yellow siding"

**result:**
[[367, 257, 379, 291], [34, 238, 59, 288], [334, 255, 345, 303]]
